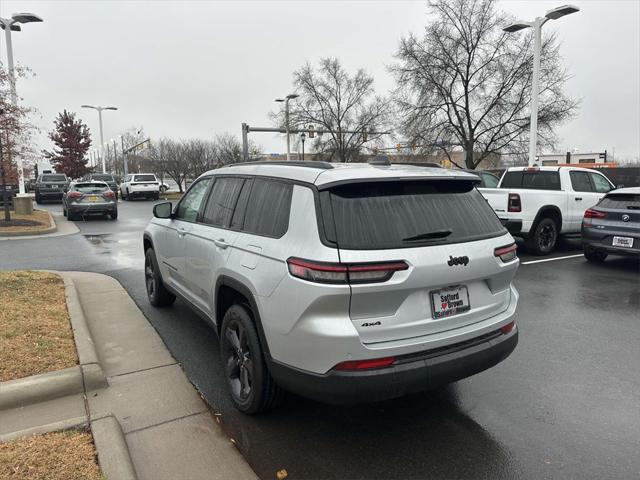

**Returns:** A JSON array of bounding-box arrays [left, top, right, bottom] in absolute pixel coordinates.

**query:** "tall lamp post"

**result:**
[[0, 12, 43, 195], [504, 4, 579, 167], [275, 93, 299, 161], [81, 105, 118, 173]]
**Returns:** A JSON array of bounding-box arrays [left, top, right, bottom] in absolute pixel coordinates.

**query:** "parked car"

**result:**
[[35, 173, 70, 204], [480, 166, 615, 255], [120, 173, 160, 200], [582, 187, 640, 262], [143, 161, 519, 414], [63, 181, 118, 220], [82, 173, 119, 199], [464, 170, 500, 188]]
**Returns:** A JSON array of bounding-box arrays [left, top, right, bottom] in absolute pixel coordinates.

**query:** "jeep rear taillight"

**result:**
[[494, 243, 517, 262], [287, 258, 408, 285], [508, 193, 521, 212]]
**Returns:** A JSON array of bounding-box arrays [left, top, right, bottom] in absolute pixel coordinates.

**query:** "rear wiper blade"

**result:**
[[402, 229, 452, 242]]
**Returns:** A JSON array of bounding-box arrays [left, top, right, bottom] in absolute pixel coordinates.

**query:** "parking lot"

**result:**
[[2, 199, 639, 479]]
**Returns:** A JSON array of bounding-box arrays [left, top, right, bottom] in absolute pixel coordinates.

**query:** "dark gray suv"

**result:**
[[35, 173, 69, 204]]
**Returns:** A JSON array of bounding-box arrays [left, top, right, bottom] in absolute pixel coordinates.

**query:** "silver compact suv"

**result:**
[[143, 161, 520, 414]]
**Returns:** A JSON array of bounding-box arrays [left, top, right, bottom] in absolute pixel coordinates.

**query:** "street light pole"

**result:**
[[275, 94, 299, 161], [504, 4, 579, 167], [81, 105, 118, 173], [0, 12, 43, 195], [301, 132, 306, 161]]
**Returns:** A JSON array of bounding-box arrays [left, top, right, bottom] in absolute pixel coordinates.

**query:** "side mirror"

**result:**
[[153, 202, 173, 219]]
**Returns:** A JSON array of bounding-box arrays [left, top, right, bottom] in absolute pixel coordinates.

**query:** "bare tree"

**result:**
[[276, 58, 390, 162], [392, 0, 578, 169]]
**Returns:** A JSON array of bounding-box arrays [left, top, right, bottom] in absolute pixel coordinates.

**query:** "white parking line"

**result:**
[[521, 253, 584, 265]]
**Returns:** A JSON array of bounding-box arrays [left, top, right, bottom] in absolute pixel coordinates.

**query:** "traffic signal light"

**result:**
[[396, 143, 401, 152], [308, 125, 315, 138]]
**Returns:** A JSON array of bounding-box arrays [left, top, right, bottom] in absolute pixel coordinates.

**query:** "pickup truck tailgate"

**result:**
[[478, 188, 509, 214]]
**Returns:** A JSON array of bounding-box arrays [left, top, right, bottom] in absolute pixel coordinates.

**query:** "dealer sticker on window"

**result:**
[[431, 285, 471, 319]]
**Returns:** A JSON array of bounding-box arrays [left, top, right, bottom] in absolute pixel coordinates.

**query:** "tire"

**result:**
[[35, 193, 41, 205], [68, 211, 76, 221], [145, 248, 176, 307], [153, 193, 160, 201], [220, 305, 283, 414], [526, 217, 558, 255], [110, 210, 118, 220], [62, 206, 67, 217], [584, 247, 607, 263]]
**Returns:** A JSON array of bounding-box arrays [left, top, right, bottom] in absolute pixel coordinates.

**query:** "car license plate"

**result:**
[[431, 285, 471, 319], [89, 196, 97, 202], [612, 236, 634, 248]]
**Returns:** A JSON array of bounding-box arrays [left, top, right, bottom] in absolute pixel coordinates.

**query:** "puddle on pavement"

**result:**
[[83, 234, 119, 246]]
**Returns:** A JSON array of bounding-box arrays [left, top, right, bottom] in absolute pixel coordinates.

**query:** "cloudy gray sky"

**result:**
[[1, 0, 639, 160]]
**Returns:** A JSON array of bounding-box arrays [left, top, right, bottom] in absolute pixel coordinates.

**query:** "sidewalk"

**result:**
[[0, 213, 79, 241], [0, 271, 257, 480]]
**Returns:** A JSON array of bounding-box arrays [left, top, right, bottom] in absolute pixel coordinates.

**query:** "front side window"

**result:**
[[175, 178, 212, 222], [242, 179, 293, 237], [589, 173, 612, 193], [201, 177, 245, 228], [481, 173, 499, 188], [570, 171, 593, 192]]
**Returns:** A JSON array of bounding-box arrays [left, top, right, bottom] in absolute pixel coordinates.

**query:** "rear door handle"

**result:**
[[177, 227, 188, 237], [574, 197, 582, 201], [214, 238, 229, 249]]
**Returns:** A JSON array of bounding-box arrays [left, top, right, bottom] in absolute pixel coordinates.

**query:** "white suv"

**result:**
[[143, 161, 520, 413], [121, 173, 160, 200]]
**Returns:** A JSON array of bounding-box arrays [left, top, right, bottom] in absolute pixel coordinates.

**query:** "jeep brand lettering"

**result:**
[[447, 255, 469, 266]]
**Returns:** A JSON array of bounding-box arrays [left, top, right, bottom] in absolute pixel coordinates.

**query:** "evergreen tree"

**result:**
[[46, 110, 92, 178]]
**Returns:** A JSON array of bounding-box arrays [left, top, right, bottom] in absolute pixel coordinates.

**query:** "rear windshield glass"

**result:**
[[92, 174, 114, 182], [133, 175, 156, 182], [599, 193, 640, 210], [75, 183, 108, 193], [501, 171, 561, 190], [323, 180, 505, 250], [42, 175, 66, 182]]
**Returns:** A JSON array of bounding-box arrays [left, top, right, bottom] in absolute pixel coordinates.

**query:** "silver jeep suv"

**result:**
[[143, 161, 519, 414]]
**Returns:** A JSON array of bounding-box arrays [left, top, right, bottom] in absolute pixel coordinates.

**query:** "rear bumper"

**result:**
[[269, 327, 518, 404], [128, 189, 158, 198], [37, 190, 64, 200], [499, 218, 523, 235], [582, 226, 640, 256], [69, 203, 117, 215]]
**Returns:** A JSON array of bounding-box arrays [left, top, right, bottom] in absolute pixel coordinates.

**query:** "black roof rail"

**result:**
[[223, 161, 334, 170], [391, 162, 443, 168]]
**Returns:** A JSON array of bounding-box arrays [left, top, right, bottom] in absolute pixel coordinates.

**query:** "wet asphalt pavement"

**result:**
[[1, 200, 639, 480]]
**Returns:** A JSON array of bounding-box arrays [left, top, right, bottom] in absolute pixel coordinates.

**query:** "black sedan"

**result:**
[[582, 187, 640, 262], [63, 181, 118, 221]]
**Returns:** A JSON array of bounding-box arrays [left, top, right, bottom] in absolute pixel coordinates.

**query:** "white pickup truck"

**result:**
[[480, 166, 616, 255]]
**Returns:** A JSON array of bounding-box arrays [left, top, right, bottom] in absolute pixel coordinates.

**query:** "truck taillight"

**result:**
[[287, 258, 408, 285], [494, 243, 517, 263], [508, 193, 521, 212]]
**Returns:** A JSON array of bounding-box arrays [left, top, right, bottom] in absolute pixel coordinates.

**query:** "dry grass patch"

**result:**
[[0, 271, 77, 382], [0, 430, 102, 479], [0, 210, 52, 233]]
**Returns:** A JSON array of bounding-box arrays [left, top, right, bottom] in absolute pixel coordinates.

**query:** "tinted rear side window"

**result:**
[[242, 179, 293, 237], [501, 171, 561, 190], [325, 180, 505, 250], [570, 171, 593, 192], [599, 194, 640, 210], [201, 177, 244, 228]]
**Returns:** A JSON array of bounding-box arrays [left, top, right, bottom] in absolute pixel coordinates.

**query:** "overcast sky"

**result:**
[[1, 0, 638, 160]]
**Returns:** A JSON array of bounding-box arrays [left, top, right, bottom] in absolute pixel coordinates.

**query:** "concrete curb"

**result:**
[[0, 415, 87, 443], [0, 210, 57, 238], [92, 415, 138, 480], [0, 274, 107, 410]]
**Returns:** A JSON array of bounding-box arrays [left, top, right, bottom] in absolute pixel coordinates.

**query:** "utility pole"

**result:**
[[300, 132, 306, 161], [81, 105, 118, 173], [0, 109, 10, 221], [121, 136, 128, 176], [275, 94, 299, 161]]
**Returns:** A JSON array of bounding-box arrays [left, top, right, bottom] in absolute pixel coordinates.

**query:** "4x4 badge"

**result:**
[[447, 255, 469, 266]]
